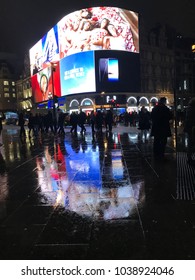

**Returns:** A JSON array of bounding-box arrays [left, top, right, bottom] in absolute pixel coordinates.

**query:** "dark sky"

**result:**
[[0, 0, 194, 56]]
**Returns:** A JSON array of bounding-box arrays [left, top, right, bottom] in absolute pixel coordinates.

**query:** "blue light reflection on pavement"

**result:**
[[34, 134, 144, 220]]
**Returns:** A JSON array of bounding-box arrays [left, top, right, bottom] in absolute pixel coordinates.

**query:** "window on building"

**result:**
[[12, 93, 16, 98], [12, 88, 15, 92], [4, 93, 10, 98], [12, 81, 15, 86], [4, 87, 9, 92], [184, 80, 188, 90], [3, 81, 9, 85]]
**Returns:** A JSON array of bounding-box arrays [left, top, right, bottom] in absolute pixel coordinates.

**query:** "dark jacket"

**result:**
[[150, 104, 172, 137], [184, 98, 195, 135], [0, 112, 5, 131], [138, 110, 151, 130]]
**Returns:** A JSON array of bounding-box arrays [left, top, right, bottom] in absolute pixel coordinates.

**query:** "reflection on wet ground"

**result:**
[[0, 125, 195, 260]]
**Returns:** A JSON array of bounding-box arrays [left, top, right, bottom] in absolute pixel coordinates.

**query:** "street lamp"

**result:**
[[51, 63, 57, 132]]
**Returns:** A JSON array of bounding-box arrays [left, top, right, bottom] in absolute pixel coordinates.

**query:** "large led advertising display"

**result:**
[[30, 25, 59, 76], [30, 7, 140, 101], [58, 7, 139, 58], [31, 62, 61, 103], [60, 51, 96, 95], [95, 50, 140, 92]]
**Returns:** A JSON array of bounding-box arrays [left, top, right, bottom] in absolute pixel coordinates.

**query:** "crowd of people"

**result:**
[[18, 110, 66, 139], [1, 96, 195, 166], [16, 109, 117, 139], [70, 109, 115, 136]]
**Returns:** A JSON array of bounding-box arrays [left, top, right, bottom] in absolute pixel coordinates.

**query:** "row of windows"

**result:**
[[3, 80, 15, 86], [141, 51, 174, 64], [4, 87, 15, 92], [0, 93, 16, 98]]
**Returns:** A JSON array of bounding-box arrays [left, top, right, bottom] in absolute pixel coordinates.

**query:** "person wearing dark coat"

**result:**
[[0, 112, 5, 146], [105, 110, 113, 132], [78, 110, 87, 133], [28, 112, 35, 138], [95, 110, 104, 133], [138, 106, 151, 140], [18, 112, 26, 138], [57, 112, 65, 135], [90, 110, 96, 133], [184, 97, 195, 166], [70, 112, 78, 135], [150, 97, 173, 159], [45, 111, 54, 133]]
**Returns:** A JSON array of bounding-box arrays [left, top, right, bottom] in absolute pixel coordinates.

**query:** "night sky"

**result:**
[[0, 0, 194, 56]]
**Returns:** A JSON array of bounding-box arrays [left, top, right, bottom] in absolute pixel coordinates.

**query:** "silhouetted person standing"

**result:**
[[57, 112, 66, 135], [28, 112, 34, 138], [138, 106, 151, 141], [184, 97, 195, 166], [0, 112, 5, 146], [45, 111, 54, 133], [78, 110, 87, 134], [151, 97, 172, 159], [96, 110, 104, 133], [90, 110, 96, 133], [70, 112, 78, 135], [18, 112, 26, 138], [105, 110, 113, 132]]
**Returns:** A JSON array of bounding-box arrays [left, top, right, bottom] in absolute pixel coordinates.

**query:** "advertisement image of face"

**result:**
[[31, 62, 61, 103], [40, 74, 48, 95]]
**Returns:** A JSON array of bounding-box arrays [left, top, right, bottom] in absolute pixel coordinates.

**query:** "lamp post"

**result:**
[[51, 63, 57, 132]]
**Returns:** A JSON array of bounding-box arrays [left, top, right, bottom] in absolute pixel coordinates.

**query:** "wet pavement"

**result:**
[[0, 124, 195, 260]]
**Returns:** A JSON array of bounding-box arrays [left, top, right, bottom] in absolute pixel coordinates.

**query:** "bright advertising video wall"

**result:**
[[31, 62, 61, 103], [29, 7, 139, 102], [60, 51, 96, 95]]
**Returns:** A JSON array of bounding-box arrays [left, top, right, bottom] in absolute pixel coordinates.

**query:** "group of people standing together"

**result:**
[[138, 96, 195, 165], [70, 109, 114, 136], [7, 95, 195, 166], [18, 110, 66, 139]]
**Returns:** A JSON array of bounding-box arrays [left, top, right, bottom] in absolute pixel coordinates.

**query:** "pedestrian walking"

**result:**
[[70, 112, 78, 135], [18, 112, 26, 138], [183, 97, 195, 166], [45, 111, 54, 133], [105, 110, 113, 132], [138, 106, 151, 141], [0, 112, 5, 146], [95, 110, 104, 133], [78, 110, 87, 134], [28, 112, 34, 138], [150, 97, 173, 159], [90, 110, 96, 133], [57, 111, 66, 135], [33, 113, 41, 137]]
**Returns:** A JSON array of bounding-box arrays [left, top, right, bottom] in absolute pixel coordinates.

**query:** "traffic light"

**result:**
[[109, 99, 116, 107]]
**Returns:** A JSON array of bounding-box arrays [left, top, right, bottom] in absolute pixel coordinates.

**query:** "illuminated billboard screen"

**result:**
[[29, 25, 59, 76], [58, 7, 139, 59], [31, 62, 61, 103], [95, 50, 140, 92], [29, 6, 140, 95], [60, 51, 96, 95], [64, 142, 101, 187]]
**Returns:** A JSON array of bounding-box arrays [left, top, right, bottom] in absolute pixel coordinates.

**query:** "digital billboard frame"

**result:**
[[30, 6, 140, 101]]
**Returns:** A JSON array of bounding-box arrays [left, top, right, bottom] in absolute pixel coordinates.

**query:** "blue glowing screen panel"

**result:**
[[60, 51, 96, 95]]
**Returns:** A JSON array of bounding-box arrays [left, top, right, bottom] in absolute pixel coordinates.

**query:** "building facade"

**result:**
[[0, 20, 194, 116]]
